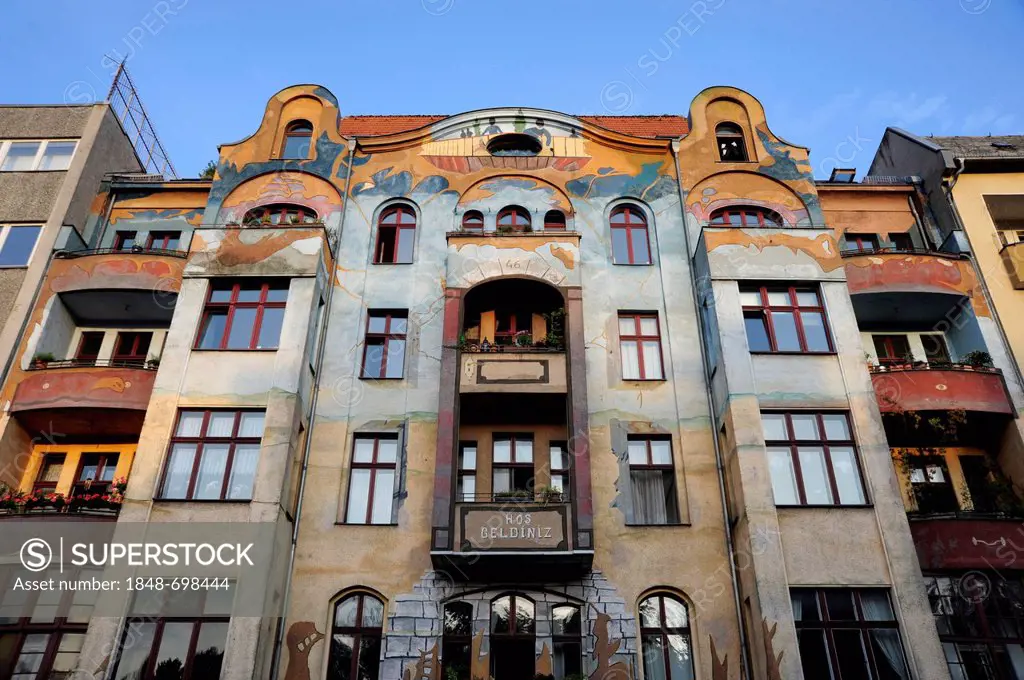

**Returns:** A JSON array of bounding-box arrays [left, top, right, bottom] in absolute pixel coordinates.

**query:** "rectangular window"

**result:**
[[345, 435, 398, 524], [361, 311, 407, 379], [921, 334, 951, 364], [0, 142, 41, 171], [159, 409, 265, 500], [792, 588, 910, 680], [457, 442, 477, 503], [908, 457, 960, 514], [71, 452, 120, 498], [762, 411, 866, 506], [113, 331, 152, 365], [627, 436, 680, 524], [0, 140, 77, 172], [0, 225, 42, 267], [741, 285, 832, 353], [37, 141, 76, 171], [196, 280, 288, 350], [872, 334, 912, 365], [75, 331, 105, 364], [146, 231, 182, 251], [890, 232, 913, 250], [841, 233, 879, 252], [492, 435, 534, 500], [32, 454, 66, 492], [113, 231, 137, 251], [550, 441, 568, 497], [618, 313, 664, 380]]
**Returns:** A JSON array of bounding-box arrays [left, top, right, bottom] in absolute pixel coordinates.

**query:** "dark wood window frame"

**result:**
[[345, 435, 399, 525], [490, 593, 535, 636], [242, 203, 319, 226], [374, 205, 416, 264], [618, 312, 665, 381], [31, 453, 65, 493], [497, 206, 532, 233], [71, 452, 120, 498], [709, 206, 783, 228], [609, 205, 651, 265], [111, 616, 229, 680], [75, 331, 105, 364], [639, 593, 694, 680], [627, 436, 681, 525], [360, 310, 408, 380], [543, 210, 567, 231], [842, 232, 881, 252], [113, 231, 137, 250], [145, 231, 182, 250], [551, 604, 583, 678], [741, 284, 834, 354], [327, 593, 384, 680], [195, 280, 288, 351], [113, 331, 152, 365], [492, 434, 534, 500], [461, 210, 484, 232], [792, 588, 910, 680], [281, 120, 313, 160], [158, 409, 264, 501], [763, 411, 867, 507]]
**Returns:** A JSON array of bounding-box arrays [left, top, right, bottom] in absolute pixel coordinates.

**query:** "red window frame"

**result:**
[[618, 313, 665, 380], [492, 435, 534, 499], [872, 334, 912, 365], [374, 206, 416, 263], [111, 616, 229, 680], [609, 206, 651, 264], [158, 409, 264, 501], [360, 311, 407, 379], [461, 210, 484, 232], [842, 233, 880, 252], [242, 203, 319, 226], [741, 285, 833, 353], [75, 331, 105, 364], [709, 206, 783, 227], [543, 210, 566, 231], [345, 435, 398, 524], [792, 588, 908, 679], [763, 411, 866, 507], [627, 436, 680, 524], [32, 453, 65, 493], [195, 280, 288, 350], [716, 122, 748, 162], [889, 232, 914, 250], [497, 206, 531, 233], [71, 452, 120, 497], [327, 593, 383, 680], [281, 120, 313, 159], [112, 331, 152, 365], [639, 594, 694, 680], [113, 231, 137, 250], [145, 231, 182, 250]]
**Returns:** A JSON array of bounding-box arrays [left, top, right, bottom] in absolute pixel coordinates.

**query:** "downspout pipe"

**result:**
[[269, 138, 357, 679], [943, 158, 1024, 398], [670, 140, 751, 680]]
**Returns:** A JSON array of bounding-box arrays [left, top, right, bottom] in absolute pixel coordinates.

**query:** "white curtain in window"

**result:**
[[621, 340, 641, 379], [370, 470, 395, 524], [176, 412, 204, 437], [238, 412, 265, 438], [194, 444, 229, 499], [227, 444, 259, 499], [631, 470, 668, 524], [207, 413, 235, 437], [641, 340, 663, 379], [869, 630, 909, 680], [161, 444, 196, 498]]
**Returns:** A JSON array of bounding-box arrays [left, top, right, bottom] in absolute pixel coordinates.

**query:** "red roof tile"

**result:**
[[337, 114, 689, 138]]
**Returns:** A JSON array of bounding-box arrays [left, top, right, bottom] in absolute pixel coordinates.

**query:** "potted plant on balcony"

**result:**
[[512, 331, 533, 348], [536, 485, 563, 504], [0, 487, 29, 514], [543, 308, 566, 350], [26, 490, 66, 512], [962, 350, 994, 369], [30, 352, 55, 369]]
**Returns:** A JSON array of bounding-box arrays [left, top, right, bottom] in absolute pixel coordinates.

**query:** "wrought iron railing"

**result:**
[[27, 358, 159, 371], [869, 362, 1001, 375], [54, 246, 187, 259], [456, 491, 570, 504], [840, 246, 964, 259]]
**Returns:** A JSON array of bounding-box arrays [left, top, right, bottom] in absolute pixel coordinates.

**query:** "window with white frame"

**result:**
[[0, 224, 42, 267], [0, 140, 77, 172]]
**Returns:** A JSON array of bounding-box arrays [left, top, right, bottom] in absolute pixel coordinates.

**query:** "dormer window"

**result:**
[[716, 122, 748, 162], [281, 120, 313, 159]]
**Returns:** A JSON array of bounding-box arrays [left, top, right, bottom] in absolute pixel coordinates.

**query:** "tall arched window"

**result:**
[[544, 210, 567, 231], [282, 120, 313, 159], [552, 605, 582, 678], [639, 593, 695, 680], [497, 206, 531, 233], [716, 122, 748, 162], [462, 210, 484, 232], [375, 205, 416, 264], [609, 205, 651, 265], [243, 203, 319, 226], [327, 592, 384, 680], [490, 594, 535, 679], [709, 206, 783, 228], [443, 601, 473, 680]]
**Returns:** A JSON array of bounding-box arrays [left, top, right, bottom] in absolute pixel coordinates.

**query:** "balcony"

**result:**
[[460, 350, 567, 394], [843, 248, 976, 297], [11, 362, 157, 436], [910, 515, 1024, 570], [870, 364, 1013, 415]]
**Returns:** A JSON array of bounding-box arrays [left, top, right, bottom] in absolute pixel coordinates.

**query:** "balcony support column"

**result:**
[[431, 287, 463, 551]]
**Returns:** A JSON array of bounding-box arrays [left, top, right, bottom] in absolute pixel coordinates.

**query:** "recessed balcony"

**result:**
[[460, 350, 567, 394], [870, 364, 1013, 415]]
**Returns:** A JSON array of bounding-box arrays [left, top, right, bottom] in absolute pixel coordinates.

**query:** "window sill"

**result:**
[[625, 522, 687, 527], [358, 376, 405, 381], [153, 498, 253, 503], [749, 351, 837, 356], [621, 378, 668, 383], [371, 262, 414, 266], [611, 262, 653, 267], [190, 348, 280, 352], [0, 264, 30, 269], [335, 522, 399, 527], [775, 504, 874, 510]]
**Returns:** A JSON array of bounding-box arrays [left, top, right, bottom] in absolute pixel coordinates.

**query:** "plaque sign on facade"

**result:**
[[460, 505, 568, 551]]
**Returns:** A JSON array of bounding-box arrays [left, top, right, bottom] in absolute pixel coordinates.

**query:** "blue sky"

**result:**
[[2, 0, 1022, 179]]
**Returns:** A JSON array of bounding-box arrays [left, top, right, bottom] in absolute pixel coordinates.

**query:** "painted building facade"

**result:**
[[4, 86, 1019, 680]]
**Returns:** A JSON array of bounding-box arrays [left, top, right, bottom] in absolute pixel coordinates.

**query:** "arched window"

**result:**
[[639, 593, 695, 680], [490, 594, 535, 679], [552, 605, 582, 678], [242, 203, 319, 226], [497, 206, 531, 233], [716, 122, 748, 162], [544, 210, 567, 231], [281, 120, 313, 159], [443, 602, 473, 680], [327, 592, 384, 680], [609, 205, 651, 265], [709, 206, 783, 228], [375, 205, 416, 264], [462, 210, 484, 232]]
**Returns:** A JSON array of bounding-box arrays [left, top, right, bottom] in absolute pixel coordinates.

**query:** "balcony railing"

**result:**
[[0, 505, 121, 518], [457, 491, 570, 505], [869, 361, 1001, 375], [841, 246, 964, 259], [55, 246, 188, 259], [446, 229, 578, 238], [26, 358, 159, 371]]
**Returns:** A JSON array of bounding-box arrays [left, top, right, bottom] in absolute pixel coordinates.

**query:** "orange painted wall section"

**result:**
[[11, 367, 156, 412], [871, 368, 1012, 414]]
